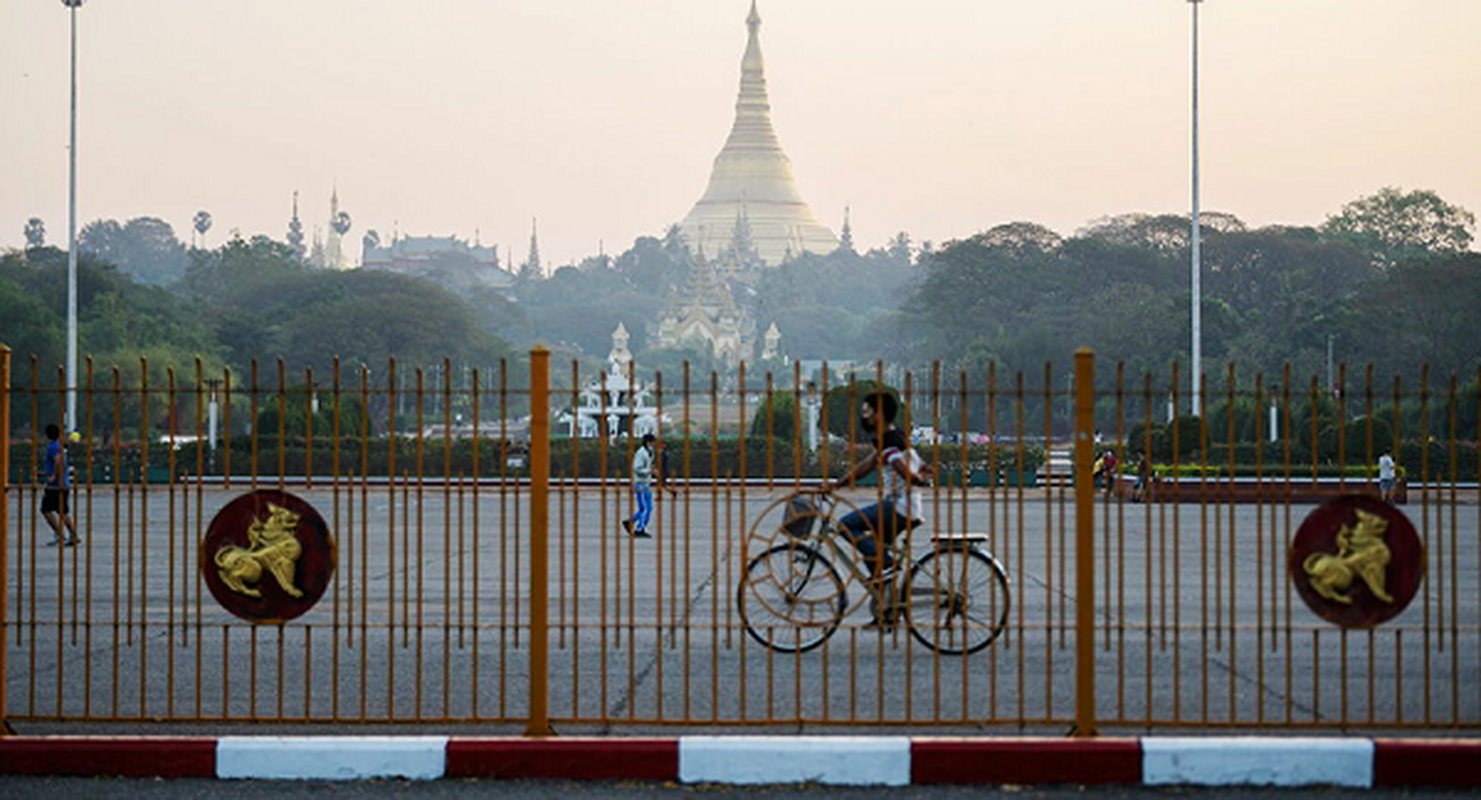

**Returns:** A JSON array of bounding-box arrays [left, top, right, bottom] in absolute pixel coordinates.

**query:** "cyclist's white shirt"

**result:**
[[882, 444, 924, 521]]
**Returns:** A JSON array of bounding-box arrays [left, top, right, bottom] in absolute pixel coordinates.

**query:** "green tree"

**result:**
[[253, 383, 369, 440], [749, 390, 801, 443], [179, 234, 307, 306], [78, 217, 190, 285], [1320, 187, 1476, 268], [1348, 252, 1481, 380], [0, 277, 63, 370], [24, 217, 46, 249]]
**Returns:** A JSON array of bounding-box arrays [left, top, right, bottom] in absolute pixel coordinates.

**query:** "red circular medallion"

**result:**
[[201, 490, 336, 623], [1288, 494, 1423, 628]]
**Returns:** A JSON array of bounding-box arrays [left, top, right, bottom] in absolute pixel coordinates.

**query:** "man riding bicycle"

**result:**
[[820, 391, 933, 585]]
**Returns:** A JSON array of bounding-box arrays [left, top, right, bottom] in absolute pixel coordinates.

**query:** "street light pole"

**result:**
[[63, 0, 86, 431], [1326, 334, 1335, 395], [1189, 0, 1203, 417]]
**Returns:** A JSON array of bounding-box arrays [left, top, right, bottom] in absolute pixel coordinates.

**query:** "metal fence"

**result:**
[[1, 345, 1477, 732]]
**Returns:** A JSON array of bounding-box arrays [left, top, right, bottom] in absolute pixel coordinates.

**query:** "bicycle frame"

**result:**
[[803, 491, 983, 619]]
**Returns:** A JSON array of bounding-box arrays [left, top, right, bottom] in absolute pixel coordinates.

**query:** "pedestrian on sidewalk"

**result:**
[[1377, 450, 1397, 503], [40, 423, 80, 547], [623, 432, 675, 538]]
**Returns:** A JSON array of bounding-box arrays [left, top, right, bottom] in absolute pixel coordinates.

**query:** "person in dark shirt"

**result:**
[[40, 423, 79, 546]]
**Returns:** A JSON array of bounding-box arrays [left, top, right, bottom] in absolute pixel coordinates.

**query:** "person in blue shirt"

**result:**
[[41, 423, 79, 546]]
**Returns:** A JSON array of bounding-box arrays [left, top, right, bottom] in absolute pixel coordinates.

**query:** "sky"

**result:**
[[3, 0, 1478, 269]]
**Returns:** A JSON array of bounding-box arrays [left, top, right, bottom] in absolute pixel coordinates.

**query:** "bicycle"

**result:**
[[736, 488, 1011, 655]]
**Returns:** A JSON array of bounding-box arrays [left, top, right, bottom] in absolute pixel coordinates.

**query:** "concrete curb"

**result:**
[[2, 736, 1479, 786]]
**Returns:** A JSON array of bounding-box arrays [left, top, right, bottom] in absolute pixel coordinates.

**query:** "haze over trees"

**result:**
[[1, 231, 515, 408], [3, 187, 1477, 409], [896, 188, 1479, 386], [77, 216, 191, 286]]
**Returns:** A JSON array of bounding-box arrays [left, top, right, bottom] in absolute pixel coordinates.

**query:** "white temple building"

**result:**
[[561, 323, 665, 439]]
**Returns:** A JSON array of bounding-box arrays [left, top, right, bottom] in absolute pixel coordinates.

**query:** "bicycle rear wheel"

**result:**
[[903, 547, 1010, 655], [738, 542, 847, 653]]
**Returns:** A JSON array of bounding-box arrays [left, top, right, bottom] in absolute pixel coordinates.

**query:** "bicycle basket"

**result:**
[[781, 494, 819, 540]]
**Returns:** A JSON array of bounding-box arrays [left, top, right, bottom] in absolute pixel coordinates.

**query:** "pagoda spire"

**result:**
[[520, 217, 542, 280], [325, 183, 346, 270], [679, 2, 836, 267], [838, 205, 855, 253], [286, 190, 306, 261]]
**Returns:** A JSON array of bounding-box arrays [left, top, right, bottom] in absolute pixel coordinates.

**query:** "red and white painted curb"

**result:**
[[1, 735, 1478, 786]]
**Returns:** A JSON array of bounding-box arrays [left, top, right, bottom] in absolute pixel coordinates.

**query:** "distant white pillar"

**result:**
[[208, 391, 219, 451], [1269, 404, 1278, 443], [805, 385, 820, 453], [1189, 0, 1204, 417], [64, 0, 86, 430]]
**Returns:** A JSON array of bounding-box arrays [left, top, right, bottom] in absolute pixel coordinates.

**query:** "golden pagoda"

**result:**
[[679, 1, 837, 266]]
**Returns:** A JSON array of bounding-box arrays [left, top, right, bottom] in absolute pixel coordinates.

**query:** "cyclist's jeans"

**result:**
[[838, 501, 911, 575]]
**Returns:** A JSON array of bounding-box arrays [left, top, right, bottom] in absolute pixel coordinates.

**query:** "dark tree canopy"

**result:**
[[1320, 187, 1476, 267], [78, 217, 190, 285]]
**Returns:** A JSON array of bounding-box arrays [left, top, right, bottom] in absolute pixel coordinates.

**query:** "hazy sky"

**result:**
[[3, 0, 1478, 268]]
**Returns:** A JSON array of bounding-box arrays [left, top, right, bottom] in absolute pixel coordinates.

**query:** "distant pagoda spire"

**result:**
[[727, 201, 758, 269], [520, 217, 542, 280], [679, 1, 836, 267], [286, 190, 306, 261], [324, 183, 350, 270], [838, 205, 855, 253]]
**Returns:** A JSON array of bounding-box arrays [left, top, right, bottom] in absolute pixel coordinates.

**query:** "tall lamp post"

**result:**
[[1189, 0, 1204, 417], [63, 0, 86, 431]]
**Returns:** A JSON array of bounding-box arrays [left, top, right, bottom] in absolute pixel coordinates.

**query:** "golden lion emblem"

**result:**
[[215, 502, 304, 598], [1302, 508, 1394, 605]]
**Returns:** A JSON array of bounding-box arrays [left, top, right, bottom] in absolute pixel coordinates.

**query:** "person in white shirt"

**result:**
[[822, 392, 932, 627], [1378, 450, 1397, 503], [823, 393, 932, 576], [623, 433, 674, 538]]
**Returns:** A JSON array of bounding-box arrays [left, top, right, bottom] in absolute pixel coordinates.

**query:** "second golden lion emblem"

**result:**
[[1289, 494, 1422, 629]]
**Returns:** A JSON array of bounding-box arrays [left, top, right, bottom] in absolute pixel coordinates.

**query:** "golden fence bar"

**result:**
[[1072, 347, 1096, 736], [526, 347, 552, 736]]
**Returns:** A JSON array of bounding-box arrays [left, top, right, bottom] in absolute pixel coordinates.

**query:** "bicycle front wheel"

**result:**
[[738, 543, 847, 653], [903, 547, 1011, 655]]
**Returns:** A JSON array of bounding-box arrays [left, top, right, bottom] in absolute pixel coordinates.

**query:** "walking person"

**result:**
[[623, 432, 674, 538], [1101, 450, 1119, 498], [1132, 454, 1150, 503], [1377, 450, 1397, 504], [40, 423, 80, 547]]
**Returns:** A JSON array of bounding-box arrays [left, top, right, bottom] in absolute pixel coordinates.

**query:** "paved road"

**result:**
[[5, 484, 1478, 732]]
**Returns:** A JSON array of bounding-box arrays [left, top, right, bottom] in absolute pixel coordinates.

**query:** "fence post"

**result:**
[[0, 345, 10, 734], [525, 346, 554, 736], [1071, 347, 1098, 737]]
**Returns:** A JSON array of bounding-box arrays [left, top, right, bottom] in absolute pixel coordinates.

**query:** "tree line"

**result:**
[[4, 187, 1476, 441], [894, 188, 1478, 388]]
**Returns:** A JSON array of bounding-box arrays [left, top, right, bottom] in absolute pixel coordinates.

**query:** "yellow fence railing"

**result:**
[[1, 346, 1477, 732]]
